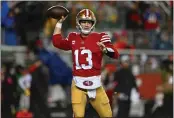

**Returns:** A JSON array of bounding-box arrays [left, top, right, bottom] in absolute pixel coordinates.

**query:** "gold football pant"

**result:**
[[71, 80, 112, 118]]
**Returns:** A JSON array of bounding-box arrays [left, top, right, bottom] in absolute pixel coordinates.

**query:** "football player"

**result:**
[[52, 9, 119, 117]]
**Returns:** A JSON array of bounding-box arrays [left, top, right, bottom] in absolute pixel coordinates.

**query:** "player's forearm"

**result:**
[[105, 50, 115, 58], [52, 16, 71, 50], [53, 16, 66, 35], [98, 41, 119, 59], [53, 22, 62, 35], [112, 49, 119, 59], [104, 45, 119, 59], [52, 22, 63, 47]]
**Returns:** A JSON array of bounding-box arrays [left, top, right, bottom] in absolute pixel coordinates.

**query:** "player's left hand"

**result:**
[[97, 42, 107, 53]]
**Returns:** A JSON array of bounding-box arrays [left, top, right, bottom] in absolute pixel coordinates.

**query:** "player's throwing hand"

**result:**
[[58, 16, 67, 23]]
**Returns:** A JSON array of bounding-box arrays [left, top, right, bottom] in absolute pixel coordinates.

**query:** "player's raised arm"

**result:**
[[53, 16, 66, 35], [52, 16, 71, 50], [47, 5, 71, 50], [98, 32, 119, 59]]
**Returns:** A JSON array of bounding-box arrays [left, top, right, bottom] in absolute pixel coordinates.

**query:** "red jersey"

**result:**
[[52, 32, 119, 77]]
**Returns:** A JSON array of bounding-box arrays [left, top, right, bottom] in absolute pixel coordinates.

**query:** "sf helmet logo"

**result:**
[[83, 81, 93, 86]]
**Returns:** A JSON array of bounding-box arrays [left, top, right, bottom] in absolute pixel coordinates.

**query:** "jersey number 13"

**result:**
[[74, 49, 93, 70]]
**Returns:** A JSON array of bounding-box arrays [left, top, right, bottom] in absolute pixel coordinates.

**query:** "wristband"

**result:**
[[56, 22, 62, 28], [103, 48, 115, 58]]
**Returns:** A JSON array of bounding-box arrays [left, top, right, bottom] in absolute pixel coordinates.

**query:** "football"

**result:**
[[46, 5, 69, 20]]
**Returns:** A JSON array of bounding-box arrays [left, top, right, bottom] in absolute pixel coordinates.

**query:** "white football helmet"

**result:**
[[76, 9, 96, 35]]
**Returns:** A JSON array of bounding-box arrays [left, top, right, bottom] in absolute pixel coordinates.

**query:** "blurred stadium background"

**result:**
[[1, 1, 173, 118]]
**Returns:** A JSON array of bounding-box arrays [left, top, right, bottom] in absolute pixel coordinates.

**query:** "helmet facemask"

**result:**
[[76, 9, 96, 35]]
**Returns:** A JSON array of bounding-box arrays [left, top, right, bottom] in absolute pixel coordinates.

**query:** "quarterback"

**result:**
[[52, 9, 119, 117]]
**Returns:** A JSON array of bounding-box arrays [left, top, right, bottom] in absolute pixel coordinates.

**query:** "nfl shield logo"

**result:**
[[72, 40, 75, 44]]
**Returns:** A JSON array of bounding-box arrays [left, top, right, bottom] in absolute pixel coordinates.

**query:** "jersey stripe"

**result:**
[[100, 33, 111, 43], [101, 37, 110, 41], [102, 35, 110, 38], [101, 40, 111, 43]]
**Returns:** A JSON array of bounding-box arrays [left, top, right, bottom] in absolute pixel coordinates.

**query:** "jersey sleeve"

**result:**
[[52, 33, 74, 50], [100, 32, 119, 59]]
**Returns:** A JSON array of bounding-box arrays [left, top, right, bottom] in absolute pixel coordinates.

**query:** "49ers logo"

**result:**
[[83, 81, 93, 86]]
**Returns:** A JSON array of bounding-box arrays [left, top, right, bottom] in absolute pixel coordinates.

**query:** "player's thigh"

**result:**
[[71, 80, 87, 117], [90, 86, 112, 117]]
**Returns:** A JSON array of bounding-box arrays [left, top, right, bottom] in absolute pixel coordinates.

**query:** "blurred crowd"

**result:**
[[1, 1, 173, 118]]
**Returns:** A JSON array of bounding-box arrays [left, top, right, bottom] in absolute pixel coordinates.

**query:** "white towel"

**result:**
[[87, 89, 96, 99]]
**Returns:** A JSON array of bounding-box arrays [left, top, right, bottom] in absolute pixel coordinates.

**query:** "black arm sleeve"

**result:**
[[104, 48, 115, 58]]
